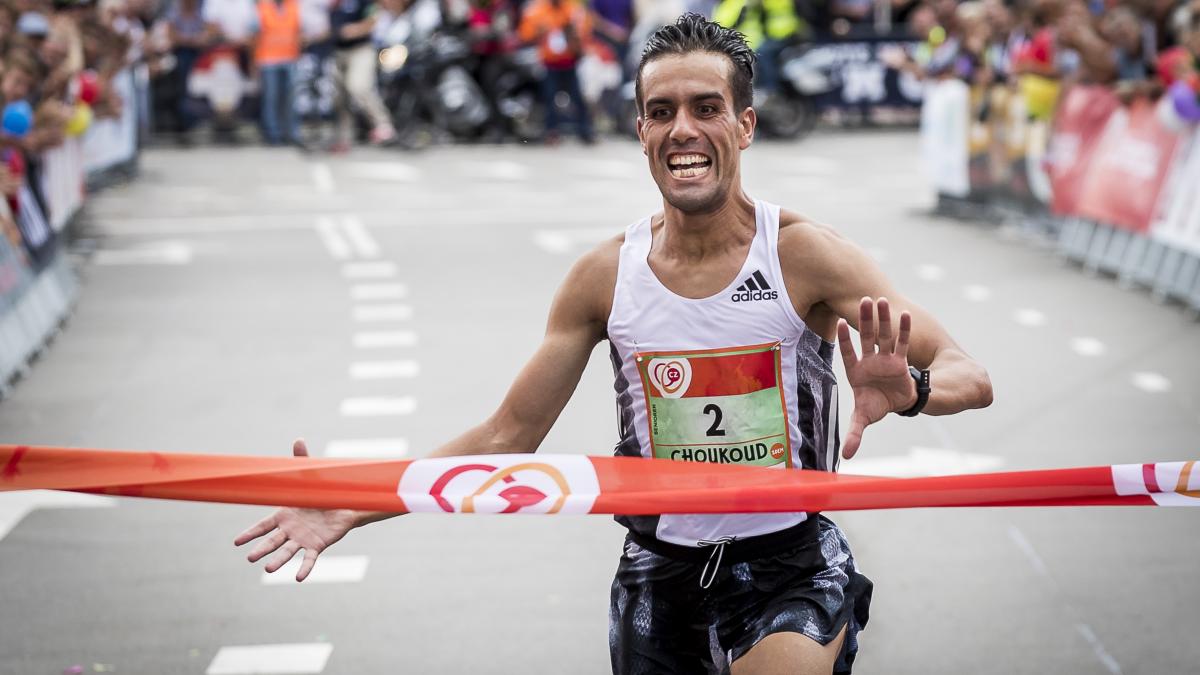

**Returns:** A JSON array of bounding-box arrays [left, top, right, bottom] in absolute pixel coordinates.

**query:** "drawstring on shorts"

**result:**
[[697, 537, 735, 589]]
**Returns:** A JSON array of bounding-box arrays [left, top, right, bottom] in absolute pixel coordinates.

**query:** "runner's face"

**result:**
[[637, 53, 755, 215]]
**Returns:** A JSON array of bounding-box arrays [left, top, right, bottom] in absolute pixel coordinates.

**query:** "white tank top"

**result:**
[[607, 199, 841, 547]]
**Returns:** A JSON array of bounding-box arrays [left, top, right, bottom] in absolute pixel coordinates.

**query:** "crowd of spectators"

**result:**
[[887, 0, 1200, 110], [34, 0, 1198, 150], [0, 0, 138, 268]]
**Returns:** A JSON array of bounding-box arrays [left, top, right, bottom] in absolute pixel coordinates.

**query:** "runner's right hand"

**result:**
[[233, 439, 361, 582]]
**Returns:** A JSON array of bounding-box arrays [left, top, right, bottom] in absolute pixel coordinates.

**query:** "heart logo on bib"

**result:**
[[648, 358, 692, 399]]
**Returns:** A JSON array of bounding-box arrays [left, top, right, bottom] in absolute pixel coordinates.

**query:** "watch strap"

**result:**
[[896, 366, 930, 417]]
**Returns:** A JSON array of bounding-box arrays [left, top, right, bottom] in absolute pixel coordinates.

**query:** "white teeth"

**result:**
[[670, 164, 711, 178], [668, 153, 711, 169]]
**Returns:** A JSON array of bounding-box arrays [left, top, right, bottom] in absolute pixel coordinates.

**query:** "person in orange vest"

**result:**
[[251, 0, 303, 145], [518, 0, 595, 144]]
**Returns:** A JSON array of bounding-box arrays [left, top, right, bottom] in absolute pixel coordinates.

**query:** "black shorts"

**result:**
[[608, 516, 872, 675]]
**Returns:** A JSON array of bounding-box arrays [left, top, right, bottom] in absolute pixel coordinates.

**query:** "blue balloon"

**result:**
[[2, 100, 33, 137]]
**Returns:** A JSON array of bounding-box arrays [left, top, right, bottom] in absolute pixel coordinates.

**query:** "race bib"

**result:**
[[636, 342, 791, 468]]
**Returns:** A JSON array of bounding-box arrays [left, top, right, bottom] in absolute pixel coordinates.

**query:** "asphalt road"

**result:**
[[1, 131, 1197, 675]]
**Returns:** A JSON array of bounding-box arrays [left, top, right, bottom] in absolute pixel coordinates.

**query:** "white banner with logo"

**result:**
[[82, 68, 139, 174]]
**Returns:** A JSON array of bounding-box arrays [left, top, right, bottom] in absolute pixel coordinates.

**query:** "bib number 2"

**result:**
[[636, 342, 791, 468]]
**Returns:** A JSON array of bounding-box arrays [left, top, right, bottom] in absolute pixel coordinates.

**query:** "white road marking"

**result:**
[[342, 262, 398, 279], [1008, 526, 1124, 674], [962, 284, 992, 302], [341, 216, 380, 258], [339, 397, 417, 417], [1070, 337, 1106, 357], [532, 227, 619, 254], [310, 163, 335, 194], [573, 158, 641, 178], [1075, 623, 1123, 674], [841, 446, 1003, 477], [353, 304, 413, 322], [93, 241, 193, 265], [353, 330, 418, 348], [206, 643, 333, 674], [915, 264, 945, 282], [349, 360, 419, 380], [350, 283, 408, 301], [314, 217, 351, 260], [1131, 372, 1172, 393], [324, 438, 409, 458], [261, 555, 369, 585], [1013, 308, 1047, 327], [468, 160, 529, 181], [346, 161, 420, 182], [1006, 525, 1050, 578], [0, 490, 116, 542]]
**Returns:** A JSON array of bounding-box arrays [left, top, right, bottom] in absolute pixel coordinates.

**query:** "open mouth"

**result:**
[[667, 153, 713, 179]]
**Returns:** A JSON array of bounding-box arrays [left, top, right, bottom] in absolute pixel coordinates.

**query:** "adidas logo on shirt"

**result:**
[[731, 270, 779, 302]]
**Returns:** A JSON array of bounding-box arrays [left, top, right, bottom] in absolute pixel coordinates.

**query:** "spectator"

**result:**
[[166, 0, 219, 144], [330, 0, 396, 149], [590, 0, 631, 75], [466, 0, 519, 135], [252, 0, 303, 144], [518, 0, 595, 144], [713, 0, 804, 98]]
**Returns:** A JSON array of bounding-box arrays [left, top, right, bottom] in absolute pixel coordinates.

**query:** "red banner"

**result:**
[[3, 445, 1198, 513], [1046, 85, 1120, 216], [1075, 98, 1181, 232]]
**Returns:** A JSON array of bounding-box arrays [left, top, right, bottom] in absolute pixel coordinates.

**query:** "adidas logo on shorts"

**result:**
[[731, 270, 779, 302]]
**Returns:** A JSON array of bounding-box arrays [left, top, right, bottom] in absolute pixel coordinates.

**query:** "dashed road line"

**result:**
[[0, 490, 116, 542], [350, 283, 408, 301], [1131, 372, 1172, 393], [1070, 337, 1106, 357], [1075, 624, 1123, 674], [315, 217, 351, 260], [1006, 525, 1050, 578], [915, 264, 945, 281], [310, 163, 335, 194], [324, 438, 409, 458], [261, 555, 370, 585], [1013, 308, 1047, 327], [341, 216, 380, 258], [93, 241, 194, 266], [349, 360, 419, 380], [962, 284, 991, 302], [342, 262, 398, 279], [206, 643, 333, 675], [352, 304, 413, 322], [339, 397, 417, 417], [353, 330, 418, 348]]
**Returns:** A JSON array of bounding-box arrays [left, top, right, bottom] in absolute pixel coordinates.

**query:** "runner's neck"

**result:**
[[656, 190, 756, 262]]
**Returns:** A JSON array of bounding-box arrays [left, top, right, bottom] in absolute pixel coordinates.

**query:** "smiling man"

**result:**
[[236, 13, 992, 675]]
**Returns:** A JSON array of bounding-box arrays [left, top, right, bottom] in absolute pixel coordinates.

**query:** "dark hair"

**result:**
[[636, 13, 756, 115]]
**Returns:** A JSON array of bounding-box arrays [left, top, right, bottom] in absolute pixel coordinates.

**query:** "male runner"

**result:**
[[235, 14, 993, 675]]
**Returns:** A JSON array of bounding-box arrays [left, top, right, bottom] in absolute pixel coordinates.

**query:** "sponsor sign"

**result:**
[[398, 455, 600, 515]]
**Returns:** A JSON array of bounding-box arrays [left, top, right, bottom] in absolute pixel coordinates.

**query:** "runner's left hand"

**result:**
[[836, 297, 917, 459]]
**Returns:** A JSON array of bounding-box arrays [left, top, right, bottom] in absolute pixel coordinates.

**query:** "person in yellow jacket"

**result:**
[[251, 0, 303, 144], [713, 0, 803, 95]]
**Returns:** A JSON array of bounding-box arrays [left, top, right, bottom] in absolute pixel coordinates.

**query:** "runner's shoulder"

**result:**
[[777, 209, 867, 277], [555, 231, 624, 323]]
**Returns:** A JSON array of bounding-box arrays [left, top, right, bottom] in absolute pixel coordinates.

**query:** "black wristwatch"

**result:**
[[896, 366, 931, 417]]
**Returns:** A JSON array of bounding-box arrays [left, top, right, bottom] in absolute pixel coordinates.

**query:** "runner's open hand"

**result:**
[[233, 439, 360, 582], [836, 297, 917, 459]]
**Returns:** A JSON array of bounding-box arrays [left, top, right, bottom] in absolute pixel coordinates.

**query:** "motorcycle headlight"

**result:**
[[379, 45, 409, 73]]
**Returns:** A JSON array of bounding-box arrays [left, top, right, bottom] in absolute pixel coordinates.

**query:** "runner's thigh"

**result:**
[[730, 626, 846, 675], [609, 537, 715, 675]]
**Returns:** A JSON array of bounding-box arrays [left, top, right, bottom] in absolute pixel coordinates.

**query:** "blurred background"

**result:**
[[1, 0, 1199, 673]]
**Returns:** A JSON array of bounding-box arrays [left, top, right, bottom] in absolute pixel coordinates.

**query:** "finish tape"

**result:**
[[2, 445, 1197, 514]]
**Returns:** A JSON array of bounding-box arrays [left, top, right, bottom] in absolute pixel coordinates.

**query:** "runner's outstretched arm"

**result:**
[[779, 218, 993, 459], [235, 240, 618, 580]]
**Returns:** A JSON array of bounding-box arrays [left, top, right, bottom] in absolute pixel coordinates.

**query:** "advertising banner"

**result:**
[[1075, 98, 1181, 233], [1046, 85, 1120, 216]]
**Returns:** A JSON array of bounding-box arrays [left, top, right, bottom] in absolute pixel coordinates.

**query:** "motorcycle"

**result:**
[[483, 46, 545, 142], [755, 42, 826, 139], [376, 10, 491, 147]]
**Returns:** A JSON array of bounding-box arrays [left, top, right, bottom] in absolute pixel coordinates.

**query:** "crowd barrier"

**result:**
[[0, 66, 146, 395], [922, 77, 1200, 314]]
